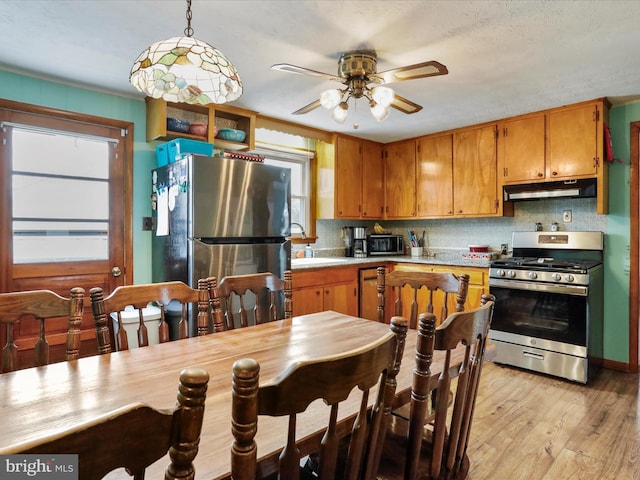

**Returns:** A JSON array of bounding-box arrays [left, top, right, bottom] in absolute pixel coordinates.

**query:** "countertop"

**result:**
[[291, 248, 500, 270]]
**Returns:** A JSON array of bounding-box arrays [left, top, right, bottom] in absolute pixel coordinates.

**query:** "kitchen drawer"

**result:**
[[292, 265, 359, 288]]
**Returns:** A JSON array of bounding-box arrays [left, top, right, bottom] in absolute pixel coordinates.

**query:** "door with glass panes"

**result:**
[[0, 106, 131, 367]]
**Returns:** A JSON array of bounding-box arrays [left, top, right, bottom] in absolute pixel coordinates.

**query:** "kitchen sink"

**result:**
[[291, 257, 351, 267]]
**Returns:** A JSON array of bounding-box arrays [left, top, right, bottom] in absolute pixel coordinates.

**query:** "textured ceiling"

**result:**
[[0, 0, 639, 143]]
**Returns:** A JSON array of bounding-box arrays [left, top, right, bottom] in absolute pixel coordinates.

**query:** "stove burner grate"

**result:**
[[491, 257, 602, 272]]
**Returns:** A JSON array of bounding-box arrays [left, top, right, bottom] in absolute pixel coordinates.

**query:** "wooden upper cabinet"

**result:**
[[416, 133, 453, 217], [361, 141, 384, 218], [384, 140, 416, 218], [453, 124, 498, 216], [547, 103, 599, 179], [500, 114, 546, 183], [334, 136, 383, 219], [335, 136, 362, 218], [499, 101, 606, 184]]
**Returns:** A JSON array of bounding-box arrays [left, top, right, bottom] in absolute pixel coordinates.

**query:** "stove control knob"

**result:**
[[564, 274, 575, 283], [497, 269, 506, 277], [508, 270, 517, 278], [528, 271, 538, 280], [552, 273, 562, 282]]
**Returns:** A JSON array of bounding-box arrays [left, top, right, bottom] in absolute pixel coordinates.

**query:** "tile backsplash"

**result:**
[[313, 197, 606, 254]]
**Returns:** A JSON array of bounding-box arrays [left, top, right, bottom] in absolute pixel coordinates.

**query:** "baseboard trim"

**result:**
[[600, 358, 632, 372]]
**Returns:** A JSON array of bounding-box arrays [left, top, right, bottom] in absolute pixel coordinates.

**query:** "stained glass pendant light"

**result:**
[[129, 0, 242, 105]]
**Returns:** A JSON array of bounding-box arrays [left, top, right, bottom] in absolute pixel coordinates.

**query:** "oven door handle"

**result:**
[[489, 278, 588, 296]]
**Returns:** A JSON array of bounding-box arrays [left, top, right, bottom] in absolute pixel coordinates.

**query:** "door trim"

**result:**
[[630, 121, 639, 372]]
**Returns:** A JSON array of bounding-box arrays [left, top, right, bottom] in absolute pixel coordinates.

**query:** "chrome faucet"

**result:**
[[291, 222, 306, 239]]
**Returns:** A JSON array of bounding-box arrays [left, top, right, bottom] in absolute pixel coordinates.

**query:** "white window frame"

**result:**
[[254, 145, 313, 237]]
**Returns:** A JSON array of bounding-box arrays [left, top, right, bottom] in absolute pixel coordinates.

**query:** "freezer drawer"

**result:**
[[191, 240, 291, 286], [491, 338, 589, 383]]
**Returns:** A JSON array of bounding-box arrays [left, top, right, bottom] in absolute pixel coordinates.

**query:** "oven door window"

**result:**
[[490, 286, 587, 346]]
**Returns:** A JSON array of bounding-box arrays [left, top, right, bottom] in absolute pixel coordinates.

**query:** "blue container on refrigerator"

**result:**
[[156, 139, 214, 166]]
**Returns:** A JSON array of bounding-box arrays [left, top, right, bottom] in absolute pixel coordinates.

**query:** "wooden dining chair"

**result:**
[[201, 270, 292, 335], [230, 316, 408, 480], [90, 280, 210, 352], [2, 366, 209, 480], [377, 266, 470, 329], [376, 294, 495, 480], [0, 287, 85, 373]]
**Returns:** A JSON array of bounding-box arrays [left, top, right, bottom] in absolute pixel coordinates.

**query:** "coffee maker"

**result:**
[[343, 226, 367, 257], [353, 227, 367, 257]]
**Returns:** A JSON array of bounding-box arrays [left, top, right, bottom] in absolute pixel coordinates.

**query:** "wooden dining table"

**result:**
[[0, 311, 467, 479]]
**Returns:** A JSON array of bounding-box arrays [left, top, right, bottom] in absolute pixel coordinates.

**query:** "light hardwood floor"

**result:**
[[467, 362, 639, 480]]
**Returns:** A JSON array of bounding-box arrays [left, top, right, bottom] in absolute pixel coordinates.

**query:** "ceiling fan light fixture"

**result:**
[[371, 86, 394, 108], [332, 102, 349, 124], [370, 102, 391, 122], [320, 89, 342, 110], [129, 0, 242, 105], [273, 49, 448, 123]]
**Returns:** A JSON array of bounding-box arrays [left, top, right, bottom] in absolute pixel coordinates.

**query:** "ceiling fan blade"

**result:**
[[271, 63, 342, 82], [373, 60, 448, 84], [390, 94, 423, 114], [292, 99, 322, 115]]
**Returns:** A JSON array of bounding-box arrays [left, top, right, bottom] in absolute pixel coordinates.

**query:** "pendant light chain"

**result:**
[[184, 0, 194, 38]]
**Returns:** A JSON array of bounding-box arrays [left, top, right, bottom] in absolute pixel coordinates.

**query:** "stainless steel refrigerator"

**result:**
[[151, 154, 291, 331]]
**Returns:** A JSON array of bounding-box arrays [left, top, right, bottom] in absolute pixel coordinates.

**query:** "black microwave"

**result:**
[[367, 234, 404, 256]]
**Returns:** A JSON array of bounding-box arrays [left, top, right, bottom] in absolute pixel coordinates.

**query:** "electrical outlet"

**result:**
[[562, 210, 572, 222], [500, 243, 508, 255]]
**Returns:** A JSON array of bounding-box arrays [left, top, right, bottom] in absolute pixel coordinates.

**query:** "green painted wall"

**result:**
[[0, 69, 637, 364], [606, 101, 639, 364], [0, 70, 154, 284]]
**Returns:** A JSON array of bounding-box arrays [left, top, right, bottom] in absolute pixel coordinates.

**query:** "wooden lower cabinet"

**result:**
[[292, 266, 358, 317], [292, 262, 488, 323], [391, 263, 488, 325]]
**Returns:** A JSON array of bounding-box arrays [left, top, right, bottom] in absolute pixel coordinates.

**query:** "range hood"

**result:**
[[503, 178, 597, 201]]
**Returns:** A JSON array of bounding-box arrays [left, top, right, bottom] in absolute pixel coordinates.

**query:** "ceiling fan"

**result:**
[[271, 49, 448, 123]]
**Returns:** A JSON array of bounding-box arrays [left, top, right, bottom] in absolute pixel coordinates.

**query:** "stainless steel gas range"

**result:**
[[489, 231, 604, 383]]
